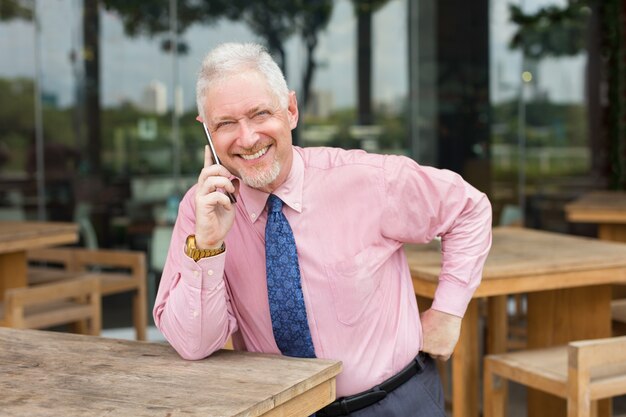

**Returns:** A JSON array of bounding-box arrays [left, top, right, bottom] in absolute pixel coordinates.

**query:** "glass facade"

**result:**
[[0, 0, 618, 251]]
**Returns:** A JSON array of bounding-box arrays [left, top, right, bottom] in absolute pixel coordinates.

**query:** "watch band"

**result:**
[[185, 235, 225, 261]]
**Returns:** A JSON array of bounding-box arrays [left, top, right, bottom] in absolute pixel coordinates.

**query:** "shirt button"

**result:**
[[193, 310, 199, 318], [207, 270, 214, 276], [294, 202, 301, 208], [193, 271, 199, 278], [251, 213, 257, 219]]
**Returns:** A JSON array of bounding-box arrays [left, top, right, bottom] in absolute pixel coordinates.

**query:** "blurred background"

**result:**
[[0, 0, 624, 251]]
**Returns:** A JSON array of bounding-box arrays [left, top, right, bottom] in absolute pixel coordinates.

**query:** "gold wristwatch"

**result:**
[[185, 235, 225, 261]]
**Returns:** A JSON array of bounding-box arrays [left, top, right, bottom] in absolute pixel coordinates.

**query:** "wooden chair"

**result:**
[[0, 276, 101, 335], [483, 336, 626, 417], [27, 247, 147, 340], [611, 299, 626, 335]]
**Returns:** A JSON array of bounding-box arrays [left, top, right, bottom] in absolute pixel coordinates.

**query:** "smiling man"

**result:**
[[154, 42, 492, 417]]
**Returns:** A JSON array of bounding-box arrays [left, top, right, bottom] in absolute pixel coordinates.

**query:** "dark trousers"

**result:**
[[321, 354, 446, 417]]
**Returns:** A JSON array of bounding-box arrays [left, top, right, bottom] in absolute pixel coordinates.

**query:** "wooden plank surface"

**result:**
[[407, 227, 626, 417], [0, 221, 78, 254], [565, 191, 626, 223], [406, 227, 626, 297], [0, 221, 79, 298], [0, 328, 342, 417]]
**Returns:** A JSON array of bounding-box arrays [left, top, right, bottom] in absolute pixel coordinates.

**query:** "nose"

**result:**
[[236, 118, 259, 148]]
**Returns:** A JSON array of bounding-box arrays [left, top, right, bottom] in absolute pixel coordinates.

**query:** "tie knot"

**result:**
[[267, 194, 283, 213]]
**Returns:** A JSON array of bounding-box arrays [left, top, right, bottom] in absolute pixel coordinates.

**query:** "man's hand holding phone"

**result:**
[[193, 145, 237, 249]]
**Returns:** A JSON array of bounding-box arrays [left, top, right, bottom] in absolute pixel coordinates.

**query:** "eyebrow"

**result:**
[[210, 104, 274, 126]]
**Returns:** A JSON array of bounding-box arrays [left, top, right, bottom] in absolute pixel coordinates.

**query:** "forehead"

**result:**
[[204, 71, 279, 118]]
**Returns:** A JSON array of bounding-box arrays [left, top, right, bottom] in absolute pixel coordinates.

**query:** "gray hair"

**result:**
[[196, 42, 290, 119]]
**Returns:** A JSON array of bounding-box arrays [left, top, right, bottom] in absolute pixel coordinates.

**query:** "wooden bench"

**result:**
[[484, 336, 626, 417], [0, 276, 101, 335], [612, 299, 626, 335], [27, 248, 147, 340]]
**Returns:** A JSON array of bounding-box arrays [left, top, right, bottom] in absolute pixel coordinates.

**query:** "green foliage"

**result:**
[[0, 0, 32, 21], [492, 98, 587, 148], [100, 0, 231, 38], [0, 78, 75, 172], [508, 0, 590, 59], [350, 0, 390, 14], [102, 0, 334, 112]]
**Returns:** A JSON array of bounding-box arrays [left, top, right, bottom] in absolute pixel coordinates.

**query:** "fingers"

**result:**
[[196, 186, 233, 210], [197, 160, 237, 206], [204, 145, 215, 167], [198, 165, 236, 190]]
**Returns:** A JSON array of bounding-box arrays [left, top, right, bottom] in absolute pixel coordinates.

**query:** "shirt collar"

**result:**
[[237, 147, 304, 223]]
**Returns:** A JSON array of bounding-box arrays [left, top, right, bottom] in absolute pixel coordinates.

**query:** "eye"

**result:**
[[254, 110, 270, 118], [215, 121, 233, 130]]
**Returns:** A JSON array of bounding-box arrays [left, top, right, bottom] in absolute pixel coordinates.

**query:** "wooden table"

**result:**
[[406, 227, 626, 417], [0, 328, 342, 416], [565, 190, 626, 242], [0, 220, 78, 297], [566, 190, 626, 299]]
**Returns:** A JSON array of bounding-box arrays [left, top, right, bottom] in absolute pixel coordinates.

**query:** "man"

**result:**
[[154, 42, 492, 416]]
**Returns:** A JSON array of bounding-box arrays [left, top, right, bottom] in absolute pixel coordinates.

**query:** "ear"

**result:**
[[286, 91, 299, 130]]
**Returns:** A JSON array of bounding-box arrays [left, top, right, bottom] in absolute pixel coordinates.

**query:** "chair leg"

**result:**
[[483, 359, 506, 417], [132, 288, 148, 341], [72, 320, 89, 335]]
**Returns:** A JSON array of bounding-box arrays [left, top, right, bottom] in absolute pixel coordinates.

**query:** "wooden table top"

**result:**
[[406, 226, 626, 297], [0, 221, 78, 254], [0, 328, 342, 417], [565, 190, 626, 223]]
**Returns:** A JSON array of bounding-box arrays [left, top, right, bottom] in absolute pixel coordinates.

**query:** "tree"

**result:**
[[508, 0, 590, 59], [350, 0, 389, 126], [508, 0, 626, 188], [102, 1, 334, 119], [297, 0, 333, 109], [0, 0, 32, 21]]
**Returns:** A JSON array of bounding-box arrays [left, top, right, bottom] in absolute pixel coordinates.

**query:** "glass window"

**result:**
[[490, 0, 593, 231]]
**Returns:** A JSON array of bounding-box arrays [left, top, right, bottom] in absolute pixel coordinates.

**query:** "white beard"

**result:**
[[240, 159, 281, 189]]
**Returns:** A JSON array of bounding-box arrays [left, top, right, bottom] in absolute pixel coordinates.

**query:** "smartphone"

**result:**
[[201, 122, 237, 204]]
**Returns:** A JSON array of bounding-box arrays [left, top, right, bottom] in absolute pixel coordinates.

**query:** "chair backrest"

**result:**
[[70, 248, 146, 279], [2, 276, 101, 335], [27, 247, 76, 269], [568, 336, 626, 408], [28, 247, 146, 280]]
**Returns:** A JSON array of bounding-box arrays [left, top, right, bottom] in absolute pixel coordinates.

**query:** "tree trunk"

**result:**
[[357, 5, 372, 126], [301, 36, 318, 109], [83, 0, 101, 176]]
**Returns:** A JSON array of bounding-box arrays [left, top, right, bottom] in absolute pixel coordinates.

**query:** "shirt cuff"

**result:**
[[430, 279, 476, 317], [181, 247, 226, 291]]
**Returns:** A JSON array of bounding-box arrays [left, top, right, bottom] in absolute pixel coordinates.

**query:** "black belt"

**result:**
[[316, 353, 428, 417]]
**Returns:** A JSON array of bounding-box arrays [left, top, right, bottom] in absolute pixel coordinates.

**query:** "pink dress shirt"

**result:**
[[153, 146, 492, 397]]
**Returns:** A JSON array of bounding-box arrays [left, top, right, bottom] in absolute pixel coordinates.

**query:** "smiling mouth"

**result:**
[[239, 146, 269, 161]]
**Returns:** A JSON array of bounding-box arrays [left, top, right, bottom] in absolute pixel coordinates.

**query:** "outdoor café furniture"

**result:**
[[0, 276, 100, 335], [483, 335, 626, 417], [0, 220, 78, 297], [405, 226, 626, 417], [565, 190, 626, 243], [0, 327, 342, 417], [566, 190, 626, 331], [27, 247, 148, 340]]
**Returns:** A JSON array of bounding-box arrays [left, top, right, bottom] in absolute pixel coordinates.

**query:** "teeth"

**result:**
[[240, 146, 268, 160]]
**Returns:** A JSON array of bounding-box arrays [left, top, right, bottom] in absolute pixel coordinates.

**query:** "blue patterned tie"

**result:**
[[265, 194, 316, 358]]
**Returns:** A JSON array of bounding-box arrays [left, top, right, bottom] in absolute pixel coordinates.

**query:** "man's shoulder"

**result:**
[[295, 146, 390, 171]]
